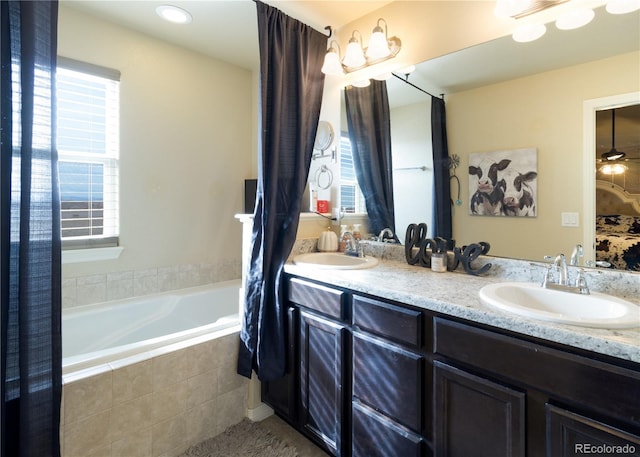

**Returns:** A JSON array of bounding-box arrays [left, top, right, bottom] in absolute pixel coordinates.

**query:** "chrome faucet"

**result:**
[[377, 228, 395, 243], [553, 253, 569, 286], [570, 244, 583, 266], [542, 253, 589, 294], [343, 231, 364, 257]]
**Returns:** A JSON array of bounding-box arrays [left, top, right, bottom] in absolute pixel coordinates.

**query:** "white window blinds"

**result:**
[[56, 58, 120, 248], [340, 135, 366, 213]]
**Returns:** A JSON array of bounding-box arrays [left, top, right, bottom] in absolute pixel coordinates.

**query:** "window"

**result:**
[[340, 135, 366, 213], [56, 58, 120, 249]]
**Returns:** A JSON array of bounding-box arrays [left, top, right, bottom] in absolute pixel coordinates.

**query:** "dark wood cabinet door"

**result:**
[[434, 361, 526, 457], [300, 309, 345, 456], [261, 306, 298, 423], [352, 400, 428, 457], [546, 404, 640, 457], [352, 331, 424, 433]]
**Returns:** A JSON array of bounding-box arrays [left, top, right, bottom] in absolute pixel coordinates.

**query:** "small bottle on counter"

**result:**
[[338, 225, 348, 252], [431, 252, 447, 273], [352, 223, 361, 241], [310, 189, 318, 212]]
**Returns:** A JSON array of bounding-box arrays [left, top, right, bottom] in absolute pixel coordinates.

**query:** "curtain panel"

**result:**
[[238, 1, 326, 381], [344, 80, 396, 237], [1, 1, 62, 456], [431, 96, 452, 241]]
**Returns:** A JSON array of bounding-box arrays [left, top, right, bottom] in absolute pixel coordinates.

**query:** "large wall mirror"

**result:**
[[341, 5, 639, 271]]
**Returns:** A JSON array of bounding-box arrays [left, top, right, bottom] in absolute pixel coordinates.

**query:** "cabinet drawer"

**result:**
[[352, 331, 424, 432], [352, 400, 426, 457], [288, 277, 345, 320], [352, 295, 422, 347], [546, 404, 640, 457], [434, 318, 640, 429]]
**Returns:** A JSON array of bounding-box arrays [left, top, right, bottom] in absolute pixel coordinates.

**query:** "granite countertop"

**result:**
[[284, 255, 640, 364]]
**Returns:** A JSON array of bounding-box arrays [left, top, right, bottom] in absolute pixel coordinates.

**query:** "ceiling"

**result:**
[[61, 0, 393, 71], [62, 0, 639, 160]]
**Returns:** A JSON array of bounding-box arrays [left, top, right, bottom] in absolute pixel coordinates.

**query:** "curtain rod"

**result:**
[[391, 73, 443, 100]]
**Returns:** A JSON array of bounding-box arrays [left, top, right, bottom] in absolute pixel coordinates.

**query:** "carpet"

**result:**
[[178, 419, 300, 457]]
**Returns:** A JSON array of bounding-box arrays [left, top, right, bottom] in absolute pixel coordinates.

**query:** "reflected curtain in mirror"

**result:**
[[238, 1, 326, 381], [344, 80, 396, 236], [431, 96, 452, 241], [1, 1, 62, 456]]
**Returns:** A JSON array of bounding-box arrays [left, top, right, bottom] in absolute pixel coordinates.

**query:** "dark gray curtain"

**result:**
[[344, 80, 396, 236], [431, 96, 452, 240], [1, 1, 62, 456], [238, 1, 326, 381]]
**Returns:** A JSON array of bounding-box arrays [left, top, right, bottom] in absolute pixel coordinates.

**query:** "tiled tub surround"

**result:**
[[61, 329, 248, 457], [286, 240, 640, 363], [62, 260, 242, 309], [60, 278, 247, 457]]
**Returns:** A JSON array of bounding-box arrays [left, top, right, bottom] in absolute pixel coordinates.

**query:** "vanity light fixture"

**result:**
[[555, 7, 595, 29], [343, 31, 367, 68], [321, 20, 402, 76], [502, 0, 637, 43], [156, 5, 192, 24], [606, 0, 640, 13]]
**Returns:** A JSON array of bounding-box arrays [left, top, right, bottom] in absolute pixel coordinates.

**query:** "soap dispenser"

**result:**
[[318, 227, 338, 252]]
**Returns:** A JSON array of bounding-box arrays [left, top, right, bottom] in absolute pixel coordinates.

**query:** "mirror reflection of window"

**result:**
[[339, 135, 366, 214]]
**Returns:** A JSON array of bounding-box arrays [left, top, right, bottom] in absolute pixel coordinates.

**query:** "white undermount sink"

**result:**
[[293, 252, 379, 270], [479, 282, 640, 329]]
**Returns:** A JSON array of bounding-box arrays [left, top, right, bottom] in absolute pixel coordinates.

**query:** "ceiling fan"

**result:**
[[600, 109, 626, 161]]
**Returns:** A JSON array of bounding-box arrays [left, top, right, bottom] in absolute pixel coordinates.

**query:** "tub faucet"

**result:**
[[343, 231, 364, 257], [377, 228, 395, 243]]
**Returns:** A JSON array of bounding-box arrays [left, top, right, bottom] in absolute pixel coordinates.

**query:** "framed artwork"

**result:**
[[468, 147, 537, 217]]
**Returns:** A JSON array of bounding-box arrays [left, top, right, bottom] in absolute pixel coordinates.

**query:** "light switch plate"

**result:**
[[561, 212, 580, 227]]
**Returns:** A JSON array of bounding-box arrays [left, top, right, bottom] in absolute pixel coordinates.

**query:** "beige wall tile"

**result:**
[[187, 371, 218, 410], [218, 365, 248, 396], [152, 350, 190, 391], [185, 339, 221, 378], [215, 386, 247, 436], [111, 393, 153, 437], [152, 382, 188, 423], [152, 414, 187, 457], [64, 371, 112, 424], [64, 410, 112, 457], [186, 399, 218, 445], [112, 360, 152, 404], [111, 427, 152, 457]]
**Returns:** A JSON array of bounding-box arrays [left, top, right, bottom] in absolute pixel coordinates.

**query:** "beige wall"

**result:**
[[448, 51, 640, 260], [58, 5, 254, 279]]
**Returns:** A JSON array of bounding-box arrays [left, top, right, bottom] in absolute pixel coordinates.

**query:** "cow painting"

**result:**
[[469, 158, 511, 215], [468, 148, 537, 218], [498, 168, 537, 217]]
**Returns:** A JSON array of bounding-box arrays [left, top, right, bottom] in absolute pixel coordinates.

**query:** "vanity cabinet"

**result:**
[[351, 295, 430, 456], [263, 274, 640, 457]]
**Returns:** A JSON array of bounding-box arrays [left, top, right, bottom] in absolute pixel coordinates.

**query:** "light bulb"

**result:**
[[556, 8, 595, 30], [321, 51, 343, 75], [512, 23, 546, 42], [343, 40, 366, 68], [366, 28, 391, 60]]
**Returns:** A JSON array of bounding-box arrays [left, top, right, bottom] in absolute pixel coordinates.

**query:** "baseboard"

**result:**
[[247, 403, 274, 422]]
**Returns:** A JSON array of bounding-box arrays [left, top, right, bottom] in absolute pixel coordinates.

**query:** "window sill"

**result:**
[[62, 246, 123, 264]]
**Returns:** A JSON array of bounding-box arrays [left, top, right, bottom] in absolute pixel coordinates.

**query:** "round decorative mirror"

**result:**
[[314, 121, 334, 152]]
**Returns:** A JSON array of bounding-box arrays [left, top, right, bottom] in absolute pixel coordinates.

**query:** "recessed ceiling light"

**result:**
[[156, 5, 192, 24]]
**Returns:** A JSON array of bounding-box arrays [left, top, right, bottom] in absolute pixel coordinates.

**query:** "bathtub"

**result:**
[[60, 279, 250, 456], [62, 279, 242, 375]]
